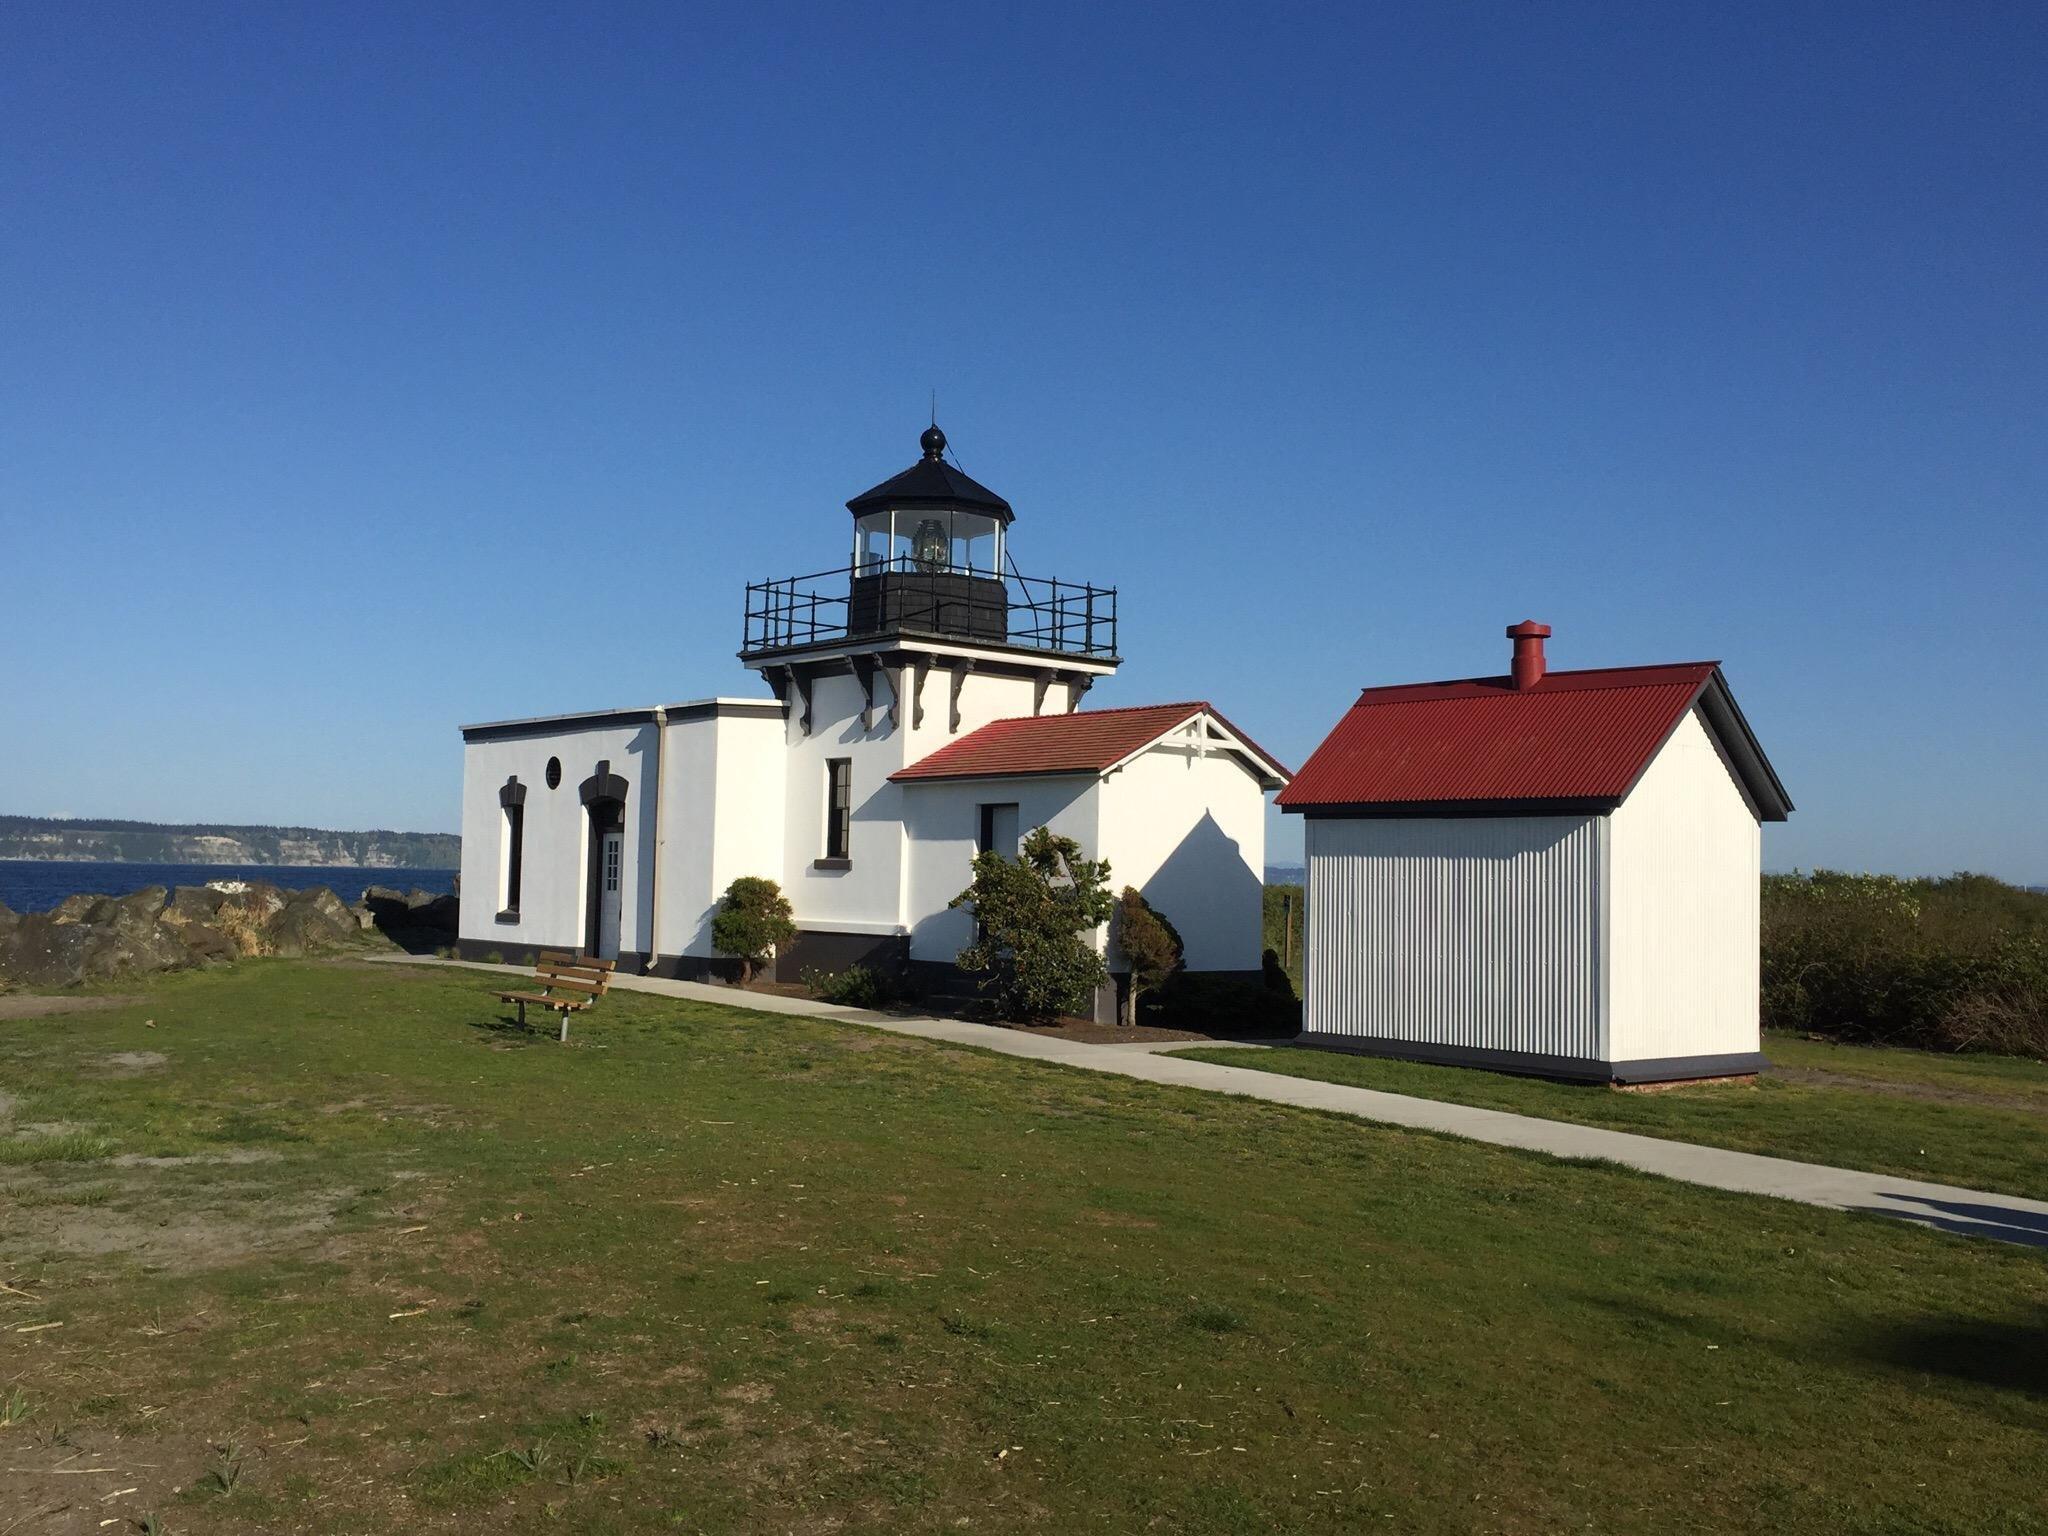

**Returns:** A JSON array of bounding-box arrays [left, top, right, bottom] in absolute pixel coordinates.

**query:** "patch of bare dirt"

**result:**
[[787, 1305, 842, 1338], [112, 1149, 283, 1167], [0, 1421, 224, 1536], [0, 992, 140, 1020], [7, 1183, 350, 1269], [1765, 1063, 2048, 1113], [99, 1049, 168, 1075]]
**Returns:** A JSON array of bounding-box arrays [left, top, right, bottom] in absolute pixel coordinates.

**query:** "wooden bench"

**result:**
[[496, 951, 615, 1041]]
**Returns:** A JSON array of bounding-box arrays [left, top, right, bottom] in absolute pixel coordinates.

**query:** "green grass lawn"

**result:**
[[1, 960, 2044, 1535], [1169, 1032, 2048, 1199]]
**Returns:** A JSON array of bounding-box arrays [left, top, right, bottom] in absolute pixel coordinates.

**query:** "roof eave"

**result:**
[[1696, 670, 1794, 821], [1282, 796, 1624, 819], [889, 766, 1105, 786]]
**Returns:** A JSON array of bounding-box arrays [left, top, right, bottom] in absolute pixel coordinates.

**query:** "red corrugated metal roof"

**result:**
[[891, 701, 1289, 786], [1276, 662, 1721, 812]]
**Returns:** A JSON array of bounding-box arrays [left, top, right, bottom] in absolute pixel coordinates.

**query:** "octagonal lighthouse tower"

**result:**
[[731, 423, 1125, 969], [740, 423, 1121, 734]]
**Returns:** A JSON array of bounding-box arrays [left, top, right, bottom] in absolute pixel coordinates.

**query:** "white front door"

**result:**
[[597, 831, 623, 959]]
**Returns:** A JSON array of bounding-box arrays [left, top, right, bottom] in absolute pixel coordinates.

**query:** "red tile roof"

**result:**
[[891, 701, 1289, 786], [1277, 661, 1789, 818]]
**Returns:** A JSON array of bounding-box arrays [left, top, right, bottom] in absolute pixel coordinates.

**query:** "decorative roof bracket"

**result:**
[[950, 658, 975, 733]]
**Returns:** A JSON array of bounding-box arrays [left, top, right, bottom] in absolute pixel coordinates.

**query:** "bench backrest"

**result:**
[[534, 951, 615, 999]]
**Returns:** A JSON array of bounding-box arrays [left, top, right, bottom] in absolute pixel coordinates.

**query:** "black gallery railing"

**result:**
[[742, 560, 1118, 660]]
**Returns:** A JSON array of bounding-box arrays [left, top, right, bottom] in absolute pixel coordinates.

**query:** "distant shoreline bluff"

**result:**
[[0, 816, 459, 870], [0, 854, 452, 867]]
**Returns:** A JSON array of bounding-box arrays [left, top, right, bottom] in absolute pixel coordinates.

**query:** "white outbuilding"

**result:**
[[456, 425, 1288, 1015], [1278, 622, 1791, 1084]]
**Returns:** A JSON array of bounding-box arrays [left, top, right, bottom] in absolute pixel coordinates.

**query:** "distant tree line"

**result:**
[[0, 814, 459, 868]]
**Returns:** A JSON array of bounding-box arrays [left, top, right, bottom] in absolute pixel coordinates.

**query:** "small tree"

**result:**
[[1114, 887, 1183, 1027], [711, 876, 796, 984], [951, 826, 1115, 1021]]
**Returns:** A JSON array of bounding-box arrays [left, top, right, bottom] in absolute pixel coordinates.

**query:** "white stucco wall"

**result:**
[[779, 670, 911, 935], [773, 658, 1081, 940], [458, 720, 659, 957], [899, 775, 1101, 963], [897, 657, 1048, 765], [1301, 814, 1606, 1060], [1605, 707, 1763, 1064], [1095, 730, 1269, 973], [652, 706, 788, 960]]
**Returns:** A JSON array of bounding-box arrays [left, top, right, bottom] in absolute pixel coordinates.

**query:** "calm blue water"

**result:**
[[0, 861, 458, 915]]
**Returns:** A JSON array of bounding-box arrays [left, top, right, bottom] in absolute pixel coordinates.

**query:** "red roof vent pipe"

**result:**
[[1507, 620, 1552, 690]]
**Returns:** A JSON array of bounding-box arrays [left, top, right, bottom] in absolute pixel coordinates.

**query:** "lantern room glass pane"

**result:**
[[854, 507, 1004, 573]]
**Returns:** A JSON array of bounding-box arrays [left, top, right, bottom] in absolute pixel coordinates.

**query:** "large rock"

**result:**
[[163, 886, 231, 925], [0, 895, 193, 988], [261, 886, 362, 957], [360, 884, 457, 939], [0, 878, 383, 987], [408, 892, 459, 933], [175, 921, 241, 964]]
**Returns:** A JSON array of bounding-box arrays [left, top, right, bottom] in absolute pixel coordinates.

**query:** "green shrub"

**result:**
[[711, 876, 797, 984], [1113, 887, 1182, 1027], [951, 827, 1115, 1022], [1762, 871, 2048, 1055], [803, 963, 894, 1009]]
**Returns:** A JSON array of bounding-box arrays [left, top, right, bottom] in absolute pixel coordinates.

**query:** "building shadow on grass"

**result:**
[[1848, 1194, 2048, 1249], [1848, 1307, 2048, 1400], [1577, 1291, 2048, 1411]]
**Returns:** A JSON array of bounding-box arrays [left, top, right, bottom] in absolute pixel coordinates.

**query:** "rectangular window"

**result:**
[[824, 759, 852, 861], [977, 802, 1019, 857], [501, 804, 524, 915]]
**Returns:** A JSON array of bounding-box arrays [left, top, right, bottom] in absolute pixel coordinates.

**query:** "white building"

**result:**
[[458, 425, 1288, 1012], [1278, 622, 1792, 1083]]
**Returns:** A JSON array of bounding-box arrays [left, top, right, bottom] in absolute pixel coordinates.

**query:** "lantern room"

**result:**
[[845, 424, 1014, 643], [848, 424, 1011, 575], [739, 421, 1119, 663]]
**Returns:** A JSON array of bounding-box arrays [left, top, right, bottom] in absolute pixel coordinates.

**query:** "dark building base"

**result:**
[[459, 936, 1264, 1031], [454, 937, 554, 968], [1287, 1032, 1766, 1086]]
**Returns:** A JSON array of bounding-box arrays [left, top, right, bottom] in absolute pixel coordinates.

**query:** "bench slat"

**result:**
[[497, 990, 590, 1011], [536, 964, 609, 984], [538, 951, 617, 972], [532, 973, 604, 995]]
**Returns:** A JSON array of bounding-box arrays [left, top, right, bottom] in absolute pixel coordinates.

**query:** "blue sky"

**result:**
[[3, 3, 2043, 878]]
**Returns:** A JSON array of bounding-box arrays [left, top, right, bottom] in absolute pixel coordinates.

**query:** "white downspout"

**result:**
[[647, 706, 668, 975]]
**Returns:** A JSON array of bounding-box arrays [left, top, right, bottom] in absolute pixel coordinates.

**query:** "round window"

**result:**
[[545, 757, 562, 790]]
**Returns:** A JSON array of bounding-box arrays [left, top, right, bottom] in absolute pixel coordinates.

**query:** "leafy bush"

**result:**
[[803, 963, 894, 1009], [1113, 887, 1182, 1027], [711, 876, 796, 984], [1762, 871, 2048, 1055], [951, 827, 1116, 1022]]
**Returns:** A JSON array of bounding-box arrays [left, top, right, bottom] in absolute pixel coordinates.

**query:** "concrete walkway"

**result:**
[[378, 955, 2048, 1249]]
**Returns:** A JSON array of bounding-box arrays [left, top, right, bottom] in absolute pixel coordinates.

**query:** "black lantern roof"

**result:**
[[845, 424, 1014, 524]]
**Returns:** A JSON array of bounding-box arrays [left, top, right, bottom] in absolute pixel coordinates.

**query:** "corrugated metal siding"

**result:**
[[1606, 709, 1762, 1062], [1303, 815, 1605, 1059]]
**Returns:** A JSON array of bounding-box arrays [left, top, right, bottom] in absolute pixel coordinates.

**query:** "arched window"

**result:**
[[498, 776, 527, 917]]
